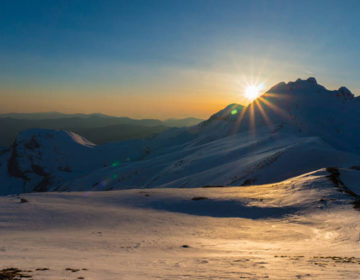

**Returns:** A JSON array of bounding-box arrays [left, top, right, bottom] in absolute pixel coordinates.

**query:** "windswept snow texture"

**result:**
[[1, 170, 360, 279], [0, 78, 360, 194]]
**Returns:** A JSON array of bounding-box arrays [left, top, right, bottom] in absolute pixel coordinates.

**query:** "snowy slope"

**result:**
[[234, 77, 360, 153], [62, 129, 360, 191], [0, 129, 149, 194], [1, 77, 360, 194], [1, 169, 360, 279]]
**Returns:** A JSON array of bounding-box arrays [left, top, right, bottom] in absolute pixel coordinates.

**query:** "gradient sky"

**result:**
[[1, 0, 360, 119]]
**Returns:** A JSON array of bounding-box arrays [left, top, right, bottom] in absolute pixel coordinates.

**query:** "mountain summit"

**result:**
[[268, 77, 354, 99], [0, 78, 359, 194], [206, 78, 360, 152]]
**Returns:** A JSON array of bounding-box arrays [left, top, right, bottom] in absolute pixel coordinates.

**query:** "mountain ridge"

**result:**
[[0, 114, 204, 147], [0, 77, 359, 194]]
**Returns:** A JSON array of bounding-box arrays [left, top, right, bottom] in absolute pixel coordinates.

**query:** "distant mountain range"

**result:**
[[0, 113, 204, 146], [0, 77, 359, 195]]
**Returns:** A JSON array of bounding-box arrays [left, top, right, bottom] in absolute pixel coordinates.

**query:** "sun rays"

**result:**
[[244, 84, 264, 101], [229, 82, 293, 136]]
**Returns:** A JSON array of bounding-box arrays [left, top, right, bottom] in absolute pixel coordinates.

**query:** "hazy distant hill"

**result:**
[[1, 77, 360, 195], [0, 114, 204, 146], [73, 124, 168, 145], [163, 117, 204, 127], [0, 112, 100, 120]]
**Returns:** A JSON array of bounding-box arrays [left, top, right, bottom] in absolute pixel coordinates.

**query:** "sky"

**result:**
[[1, 0, 360, 119]]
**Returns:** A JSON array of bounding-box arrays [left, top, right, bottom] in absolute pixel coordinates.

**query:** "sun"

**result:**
[[244, 84, 264, 101]]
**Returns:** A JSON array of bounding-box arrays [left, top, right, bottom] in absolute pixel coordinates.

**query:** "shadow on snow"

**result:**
[[143, 198, 298, 219]]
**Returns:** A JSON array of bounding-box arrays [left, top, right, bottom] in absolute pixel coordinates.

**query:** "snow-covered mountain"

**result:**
[[1, 77, 359, 194], [0, 113, 203, 146]]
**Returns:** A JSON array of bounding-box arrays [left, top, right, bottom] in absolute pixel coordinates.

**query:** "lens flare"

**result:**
[[244, 84, 264, 101]]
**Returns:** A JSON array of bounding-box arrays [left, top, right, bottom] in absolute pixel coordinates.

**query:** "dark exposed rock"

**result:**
[[65, 268, 80, 273], [7, 141, 29, 181], [31, 164, 47, 177], [241, 178, 255, 186], [24, 136, 40, 150], [326, 167, 360, 209], [337, 86, 354, 99], [307, 77, 317, 84], [191, 196, 208, 201], [20, 198, 28, 203], [33, 175, 51, 192], [0, 267, 32, 280], [31, 163, 52, 192]]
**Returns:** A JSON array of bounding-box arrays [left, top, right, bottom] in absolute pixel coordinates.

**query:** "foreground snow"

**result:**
[[1, 169, 360, 279]]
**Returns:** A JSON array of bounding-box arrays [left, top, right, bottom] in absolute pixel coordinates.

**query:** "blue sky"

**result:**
[[1, 0, 360, 118]]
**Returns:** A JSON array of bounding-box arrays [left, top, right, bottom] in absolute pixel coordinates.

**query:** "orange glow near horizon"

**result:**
[[0, 71, 280, 120], [0, 88, 239, 119]]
